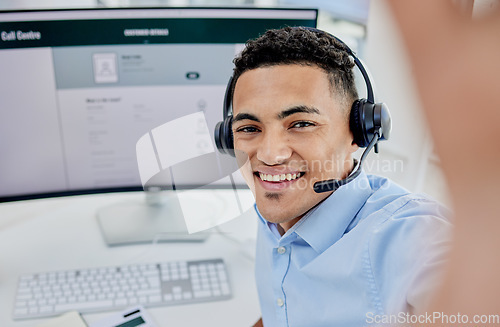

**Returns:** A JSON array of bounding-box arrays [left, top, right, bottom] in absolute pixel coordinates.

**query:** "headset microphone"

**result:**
[[313, 128, 381, 193]]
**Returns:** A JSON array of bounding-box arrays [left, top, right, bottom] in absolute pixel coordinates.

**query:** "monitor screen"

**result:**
[[0, 7, 317, 202]]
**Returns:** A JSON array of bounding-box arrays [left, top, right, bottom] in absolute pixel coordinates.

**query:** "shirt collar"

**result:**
[[255, 170, 373, 253]]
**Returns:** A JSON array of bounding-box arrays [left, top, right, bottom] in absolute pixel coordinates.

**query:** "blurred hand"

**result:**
[[388, 0, 500, 322]]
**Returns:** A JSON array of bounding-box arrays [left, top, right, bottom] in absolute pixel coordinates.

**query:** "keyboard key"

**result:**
[[147, 277, 160, 287], [218, 271, 228, 282], [14, 308, 28, 316], [55, 300, 113, 312], [194, 290, 212, 298], [136, 289, 160, 297], [221, 283, 230, 295], [16, 294, 32, 301], [143, 271, 158, 277], [39, 305, 53, 314], [148, 295, 162, 303], [17, 287, 30, 294]]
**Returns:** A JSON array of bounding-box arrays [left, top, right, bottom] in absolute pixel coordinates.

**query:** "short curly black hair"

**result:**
[[232, 26, 358, 116]]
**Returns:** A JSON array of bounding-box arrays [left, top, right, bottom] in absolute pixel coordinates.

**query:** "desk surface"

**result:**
[[0, 190, 260, 327]]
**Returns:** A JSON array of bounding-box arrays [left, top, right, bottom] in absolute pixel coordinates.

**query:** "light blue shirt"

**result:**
[[255, 171, 451, 327]]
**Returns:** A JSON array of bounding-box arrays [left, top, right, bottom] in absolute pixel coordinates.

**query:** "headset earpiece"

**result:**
[[350, 99, 367, 147], [214, 116, 234, 157], [374, 102, 391, 141], [350, 99, 391, 148], [214, 77, 236, 157]]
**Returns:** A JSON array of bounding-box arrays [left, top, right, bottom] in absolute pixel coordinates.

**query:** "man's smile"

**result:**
[[256, 171, 305, 182], [253, 169, 306, 191]]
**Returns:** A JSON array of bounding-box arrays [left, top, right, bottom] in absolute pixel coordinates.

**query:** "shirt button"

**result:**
[[277, 246, 286, 254], [277, 298, 284, 307]]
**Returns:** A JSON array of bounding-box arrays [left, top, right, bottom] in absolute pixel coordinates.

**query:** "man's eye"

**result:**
[[291, 121, 315, 129], [235, 126, 260, 133]]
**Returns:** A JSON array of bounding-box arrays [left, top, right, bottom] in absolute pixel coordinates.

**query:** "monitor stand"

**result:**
[[96, 188, 210, 246]]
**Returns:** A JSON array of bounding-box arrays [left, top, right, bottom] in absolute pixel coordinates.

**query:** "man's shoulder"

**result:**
[[361, 173, 450, 225], [357, 175, 452, 272], [362, 184, 451, 315]]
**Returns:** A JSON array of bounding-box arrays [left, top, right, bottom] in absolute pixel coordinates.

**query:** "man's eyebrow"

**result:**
[[277, 105, 321, 120], [232, 112, 261, 123]]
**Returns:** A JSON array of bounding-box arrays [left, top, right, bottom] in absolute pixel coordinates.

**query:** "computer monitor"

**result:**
[[0, 7, 317, 244]]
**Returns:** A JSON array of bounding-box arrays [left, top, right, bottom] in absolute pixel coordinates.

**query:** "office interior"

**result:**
[[2, 0, 494, 326]]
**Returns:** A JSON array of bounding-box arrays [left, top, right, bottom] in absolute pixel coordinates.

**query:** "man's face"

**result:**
[[232, 64, 358, 230]]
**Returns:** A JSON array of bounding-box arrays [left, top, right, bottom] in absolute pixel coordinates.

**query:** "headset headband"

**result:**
[[223, 27, 375, 119], [301, 27, 375, 104]]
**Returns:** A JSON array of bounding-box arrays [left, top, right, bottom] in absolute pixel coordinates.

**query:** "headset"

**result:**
[[214, 27, 392, 193]]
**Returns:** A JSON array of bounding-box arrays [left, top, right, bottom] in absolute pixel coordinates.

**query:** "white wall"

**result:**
[[363, 0, 450, 205], [361, 0, 499, 205]]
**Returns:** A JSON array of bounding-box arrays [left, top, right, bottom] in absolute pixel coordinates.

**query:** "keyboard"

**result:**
[[13, 258, 232, 320]]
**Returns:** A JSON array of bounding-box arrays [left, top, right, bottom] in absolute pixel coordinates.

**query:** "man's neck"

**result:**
[[278, 216, 302, 235]]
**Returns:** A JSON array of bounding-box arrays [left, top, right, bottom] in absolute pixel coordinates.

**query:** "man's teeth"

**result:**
[[259, 172, 302, 182]]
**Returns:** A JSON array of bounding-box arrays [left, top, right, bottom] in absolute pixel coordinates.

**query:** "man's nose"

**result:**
[[256, 129, 292, 165]]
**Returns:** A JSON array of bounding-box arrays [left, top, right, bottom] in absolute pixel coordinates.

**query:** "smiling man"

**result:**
[[224, 27, 451, 327]]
